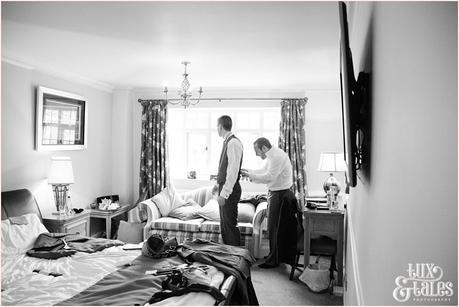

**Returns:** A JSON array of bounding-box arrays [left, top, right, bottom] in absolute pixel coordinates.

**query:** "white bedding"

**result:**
[[1, 245, 141, 305], [2, 245, 228, 306], [1, 213, 229, 306]]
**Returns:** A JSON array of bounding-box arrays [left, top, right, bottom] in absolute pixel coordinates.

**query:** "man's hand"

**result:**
[[217, 196, 226, 207], [240, 169, 253, 182]]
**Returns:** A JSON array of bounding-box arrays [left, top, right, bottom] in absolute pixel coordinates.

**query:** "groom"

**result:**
[[216, 115, 243, 246]]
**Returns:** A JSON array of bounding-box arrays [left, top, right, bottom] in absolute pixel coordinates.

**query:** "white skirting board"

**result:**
[[344, 211, 365, 306]]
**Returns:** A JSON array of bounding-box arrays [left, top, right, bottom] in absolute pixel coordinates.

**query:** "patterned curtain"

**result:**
[[138, 100, 169, 202], [278, 98, 308, 207]]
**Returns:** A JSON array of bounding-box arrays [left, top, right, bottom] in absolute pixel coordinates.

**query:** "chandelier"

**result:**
[[164, 61, 203, 108]]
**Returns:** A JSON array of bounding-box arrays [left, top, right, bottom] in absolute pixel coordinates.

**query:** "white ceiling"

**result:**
[[1, 1, 340, 93]]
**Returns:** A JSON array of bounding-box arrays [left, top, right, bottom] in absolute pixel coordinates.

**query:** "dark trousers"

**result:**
[[218, 182, 241, 246], [265, 189, 295, 265], [265, 190, 282, 265]]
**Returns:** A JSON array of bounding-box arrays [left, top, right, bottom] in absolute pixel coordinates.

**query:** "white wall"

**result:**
[[1, 61, 114, 215], [305, 89, 344, 195], [111, 89, 133, 204], [345, 2, 457, 305]]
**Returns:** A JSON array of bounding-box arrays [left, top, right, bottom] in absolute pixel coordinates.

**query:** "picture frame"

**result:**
[[35, 86, 88, 151]]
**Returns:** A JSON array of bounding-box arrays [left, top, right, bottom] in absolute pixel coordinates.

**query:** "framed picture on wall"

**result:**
[[35, 86, 88, 151]]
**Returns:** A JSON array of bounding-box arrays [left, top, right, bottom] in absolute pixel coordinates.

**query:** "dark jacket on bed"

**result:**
[[27, 233, 124, 259], [178, 239, 259, 305]]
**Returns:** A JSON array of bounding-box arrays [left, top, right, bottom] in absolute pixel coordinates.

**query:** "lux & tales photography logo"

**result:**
[[393, 263, 454, 303]]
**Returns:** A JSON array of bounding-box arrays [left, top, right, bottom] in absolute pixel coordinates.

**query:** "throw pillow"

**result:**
[[1, 213, 48, 255], [169, 186, 187, 211], [196, 200, 256, 223], [196, 199, 220, 221], [151, 188, 173, 216], [151, 186, 187, 216], [237, 202, 256, 223], [117, 220, 144, 244], [168, 200, 201, 221]]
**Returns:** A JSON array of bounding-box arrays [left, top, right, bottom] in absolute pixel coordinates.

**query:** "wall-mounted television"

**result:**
[[339, 1, 358, 188]]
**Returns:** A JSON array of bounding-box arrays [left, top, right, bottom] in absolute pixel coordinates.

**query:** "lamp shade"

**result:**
[[48, 157, 74, 184], [317, 152, 346, 172]]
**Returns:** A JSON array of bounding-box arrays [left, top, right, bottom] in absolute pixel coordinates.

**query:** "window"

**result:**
[[168, 107, 280, 180]]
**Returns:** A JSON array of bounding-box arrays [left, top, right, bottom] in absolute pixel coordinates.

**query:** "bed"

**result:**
[[1, 189, 240, 306]]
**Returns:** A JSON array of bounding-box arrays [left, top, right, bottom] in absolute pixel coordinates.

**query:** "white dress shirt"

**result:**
[[248, 146, 293, 191], [220, 132, 244, 199]]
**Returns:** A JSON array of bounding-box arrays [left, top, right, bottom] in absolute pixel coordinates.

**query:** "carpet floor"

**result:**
[[250, 241, 343, 306]]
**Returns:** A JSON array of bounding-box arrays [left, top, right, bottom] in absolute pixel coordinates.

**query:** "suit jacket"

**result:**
[[276, 190, 302, 265]]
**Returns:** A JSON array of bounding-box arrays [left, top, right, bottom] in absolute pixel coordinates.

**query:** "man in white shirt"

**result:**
[[216, 115, 244, 246], [241, 137, 294, 268]]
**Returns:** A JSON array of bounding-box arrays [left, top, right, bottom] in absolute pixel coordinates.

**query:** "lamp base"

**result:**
[[323, 173, 341, 208], [51, 184, 70, 216]]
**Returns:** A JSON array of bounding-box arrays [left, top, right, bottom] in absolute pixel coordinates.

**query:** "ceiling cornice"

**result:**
[[2, 56, 115, 93]]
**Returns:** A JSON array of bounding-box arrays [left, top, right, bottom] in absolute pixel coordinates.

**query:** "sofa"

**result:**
[[139, 185, 267, 258]]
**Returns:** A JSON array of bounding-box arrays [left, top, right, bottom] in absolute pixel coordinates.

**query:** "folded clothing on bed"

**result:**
[[26, 232, 124, 259]]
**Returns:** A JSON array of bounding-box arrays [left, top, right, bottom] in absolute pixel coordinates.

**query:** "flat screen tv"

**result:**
[[339, 2, 358, 187]]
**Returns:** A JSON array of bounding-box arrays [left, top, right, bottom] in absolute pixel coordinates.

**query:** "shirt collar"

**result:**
[[223, 131, 233, 140], [266, 147, 274, 158]]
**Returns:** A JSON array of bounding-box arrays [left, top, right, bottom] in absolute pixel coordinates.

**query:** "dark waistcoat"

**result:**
[[217, 134, 243, 185]]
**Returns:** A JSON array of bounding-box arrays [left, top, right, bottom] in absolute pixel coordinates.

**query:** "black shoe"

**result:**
[[258, 262, 279, 269]]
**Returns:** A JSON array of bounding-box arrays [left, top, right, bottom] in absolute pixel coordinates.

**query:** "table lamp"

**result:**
[[48, 157, 74, 215], [318, 152, 346, 207]]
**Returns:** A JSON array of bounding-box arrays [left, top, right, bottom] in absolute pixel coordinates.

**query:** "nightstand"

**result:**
[[89, 205, 131, 239], [42, 211, 90, 236], [303, 205, 346, 286]]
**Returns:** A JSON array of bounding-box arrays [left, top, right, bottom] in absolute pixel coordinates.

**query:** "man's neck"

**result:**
[[223, 131, 232, 140], [266, 147, 274, 158]]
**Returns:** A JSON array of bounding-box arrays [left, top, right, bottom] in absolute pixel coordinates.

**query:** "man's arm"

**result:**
[[248, 162, 268, 175], [250, 155, 285, 184], [219, 138, 243, 199], [245, 162, 268, 183]]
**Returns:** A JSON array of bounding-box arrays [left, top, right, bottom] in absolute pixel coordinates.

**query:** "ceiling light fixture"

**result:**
[[164, 61, 203, 108]]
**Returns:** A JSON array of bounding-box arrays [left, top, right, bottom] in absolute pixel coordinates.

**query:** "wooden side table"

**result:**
[[89, 205, 131, 239], [42, 211, 90, 236], [303, 206, 346, 286]]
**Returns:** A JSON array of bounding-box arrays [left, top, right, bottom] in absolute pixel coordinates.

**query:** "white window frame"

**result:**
[[168, 107, 280, 181]]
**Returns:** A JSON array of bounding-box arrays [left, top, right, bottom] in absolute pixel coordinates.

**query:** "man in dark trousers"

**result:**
[[216, 115, 243, 246], [241, 137, 294, 268]]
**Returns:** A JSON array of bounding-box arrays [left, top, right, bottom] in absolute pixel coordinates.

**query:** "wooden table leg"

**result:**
[[337, 219, 344, 286], [303, 216, 311, 268], [106, 217, 111, 239]]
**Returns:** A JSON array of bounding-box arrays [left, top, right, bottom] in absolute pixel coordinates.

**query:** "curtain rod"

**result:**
[[138, 97, 307, 103]]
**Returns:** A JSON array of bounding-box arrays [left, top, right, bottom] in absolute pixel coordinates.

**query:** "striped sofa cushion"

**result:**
[[199, 221, 253, 235], [151, 217, 204, 232], [193, 232, 252, 251]]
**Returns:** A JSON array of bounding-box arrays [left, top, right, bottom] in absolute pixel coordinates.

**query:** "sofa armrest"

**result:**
[[138, 199, 162, 240], [252, 201, 267, 259], [252, 201, 267, 234]]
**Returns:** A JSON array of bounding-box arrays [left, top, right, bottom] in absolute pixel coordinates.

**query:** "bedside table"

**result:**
[[42, 211, 90, 236], [303, 205, 346, 286], [89, 205, 131, 239]]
